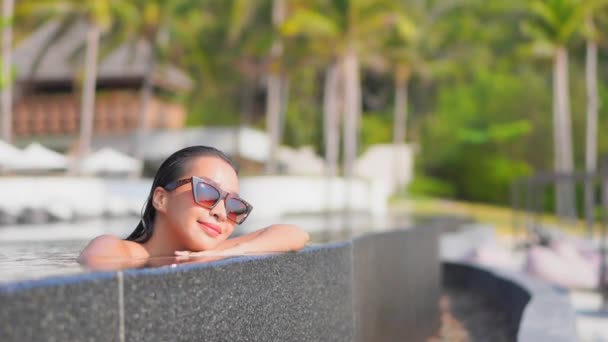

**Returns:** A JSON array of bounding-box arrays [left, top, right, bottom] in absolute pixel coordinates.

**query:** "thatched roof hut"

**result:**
[[11, 21, 192, 148], [14, 20, 192, 90]]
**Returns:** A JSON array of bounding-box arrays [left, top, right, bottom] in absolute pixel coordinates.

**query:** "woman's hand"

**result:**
[[175, 250, 212, 258], [174, 248, 280, 259], [173, 250, 230, 263]]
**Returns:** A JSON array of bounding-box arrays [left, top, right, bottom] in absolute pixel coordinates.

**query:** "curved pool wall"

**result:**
[[443, 261, 578, 341], [440, 223, 578, 341], [0, 227, 440, 342]]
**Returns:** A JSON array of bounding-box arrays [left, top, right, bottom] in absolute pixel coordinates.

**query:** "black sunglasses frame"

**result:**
[[164, 176, 253, 224]]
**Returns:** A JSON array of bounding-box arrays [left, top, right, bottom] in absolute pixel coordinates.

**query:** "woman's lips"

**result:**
[[198, 221, 221, 237]]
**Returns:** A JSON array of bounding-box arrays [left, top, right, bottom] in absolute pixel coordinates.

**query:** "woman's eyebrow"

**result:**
[[199, 176, 239, 194]]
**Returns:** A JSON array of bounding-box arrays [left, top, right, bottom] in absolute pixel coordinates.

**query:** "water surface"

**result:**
[[0, 212, 411, 283]]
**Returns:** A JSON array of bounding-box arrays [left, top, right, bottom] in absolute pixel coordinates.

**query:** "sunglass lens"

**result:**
[[194, 181, 221, 208], [226, 197, 250, 224]]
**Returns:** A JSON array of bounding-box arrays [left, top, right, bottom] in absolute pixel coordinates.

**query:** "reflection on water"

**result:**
[[0, 211, 412, 284], [0, 240, 87, 283]]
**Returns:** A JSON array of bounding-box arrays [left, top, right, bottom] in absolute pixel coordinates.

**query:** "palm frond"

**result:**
[[227, 0, 259, 44], [281, 8, 340, 38]]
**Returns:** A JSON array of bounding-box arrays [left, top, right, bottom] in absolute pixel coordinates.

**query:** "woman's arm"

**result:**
[[178, 224, 310, 257], [218, 224, 310, 254]]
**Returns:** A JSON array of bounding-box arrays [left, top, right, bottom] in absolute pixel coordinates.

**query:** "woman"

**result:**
[[78, 145, 309, 269]]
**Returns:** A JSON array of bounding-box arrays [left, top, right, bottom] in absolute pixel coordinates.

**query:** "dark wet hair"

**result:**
[[125, 145, 238, 243]]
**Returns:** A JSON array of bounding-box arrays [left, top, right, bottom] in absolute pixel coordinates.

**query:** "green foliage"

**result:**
[[595, 83, 608, 160], [281, 9, 340, 38], [457, 120, 532, 144], [360, 112, 392, 148], [11, 0, 608, 207], [282, 68, 322, 148], [458, 155, 532, 203], [185, 90, 241, 127], [408, 175, 456, 198], [416, 68, 550, 204]]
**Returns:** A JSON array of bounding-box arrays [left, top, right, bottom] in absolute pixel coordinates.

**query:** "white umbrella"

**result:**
[[10, 142, 68, 171], [0, 140, 21, 169], [80, 147, 142, 174]]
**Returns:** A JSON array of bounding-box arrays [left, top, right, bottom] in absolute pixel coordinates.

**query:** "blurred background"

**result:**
[[0, 0, 608, 282], [2, 0, 608, 338]]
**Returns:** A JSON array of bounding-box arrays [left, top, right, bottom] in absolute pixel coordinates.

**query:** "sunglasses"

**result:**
[[164, 176, 253, 224]]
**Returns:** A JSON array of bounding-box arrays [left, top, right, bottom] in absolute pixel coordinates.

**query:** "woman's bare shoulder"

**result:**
[[78, 235, 148, 263]]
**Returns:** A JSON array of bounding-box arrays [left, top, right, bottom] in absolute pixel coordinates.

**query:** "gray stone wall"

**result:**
[[0, 272, 120, 341], [353, 228, 440, 342], [0, 227, 441, 342]]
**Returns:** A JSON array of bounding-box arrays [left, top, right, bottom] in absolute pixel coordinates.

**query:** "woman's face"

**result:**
[[161, 156, 240, 251]]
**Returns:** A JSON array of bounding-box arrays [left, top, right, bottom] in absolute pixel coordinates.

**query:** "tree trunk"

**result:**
[[585, 40, 598, 174], [265, 71, 282, 174], [323, 62, 341, 177], [134, 39, 156, 162], [393, 65, 410, 193], [78, 23, 100, 165], [393, 65, 410, 144], [240, 78, 255, 126], [553, 46, 576, 219], [585, 39, 599, 236], [265, 0, 286, 174], [342, 46, 361, 178], [1, 0, 13, 143], [279, 74, 289, 146]]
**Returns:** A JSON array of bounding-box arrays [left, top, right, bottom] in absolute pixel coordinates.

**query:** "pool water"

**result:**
[[0, 240, 88, 283], [0, 212, 411, 283], [0, 218, 137, 283]]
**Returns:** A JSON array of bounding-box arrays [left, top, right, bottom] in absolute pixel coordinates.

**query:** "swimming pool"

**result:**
[[0, 212, 411, 283]]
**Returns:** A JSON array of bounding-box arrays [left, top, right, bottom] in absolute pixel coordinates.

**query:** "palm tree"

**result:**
[[281, 4, 343, 177], [266, 0, 287, 174], [18, 1, 129, 168], [582, 2, 608, 234], [128, 0, 166, 160], [282, 0, 394, 177], [125, 0, 203, 160], [382, 0, 462, 146], [227, 0, 290, 174], [585, 15, 599, 177], [522, 0, 587, 219], [1, 0, 13, 143], [322, 60, 341, 177]]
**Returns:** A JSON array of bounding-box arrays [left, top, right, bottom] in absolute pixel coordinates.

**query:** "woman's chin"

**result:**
[[187, 236, 223, 252]]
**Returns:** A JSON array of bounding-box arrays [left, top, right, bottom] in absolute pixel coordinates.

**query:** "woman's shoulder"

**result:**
[[78, 234, 148, 262]]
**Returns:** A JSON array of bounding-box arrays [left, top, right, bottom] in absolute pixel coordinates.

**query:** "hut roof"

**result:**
[[14, 21, 193, 91]]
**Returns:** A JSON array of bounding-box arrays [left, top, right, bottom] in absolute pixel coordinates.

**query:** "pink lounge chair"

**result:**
[[464, 240, 517, 270], [525, 242, 599, 290]]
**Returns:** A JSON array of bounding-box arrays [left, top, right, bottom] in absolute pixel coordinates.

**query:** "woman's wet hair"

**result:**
[[125, 145, 238, 243]]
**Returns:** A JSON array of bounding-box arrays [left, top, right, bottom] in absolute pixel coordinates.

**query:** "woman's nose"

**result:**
[[209, 199, 228, 222]]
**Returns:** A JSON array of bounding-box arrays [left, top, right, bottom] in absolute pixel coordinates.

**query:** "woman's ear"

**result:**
[[152, 187, 168, 213]]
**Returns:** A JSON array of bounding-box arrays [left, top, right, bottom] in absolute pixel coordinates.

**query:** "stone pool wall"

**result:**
[[439, 223, 578, 341], [0, 227, 440, 342], [1, 222, 578, 341], [443, 261, 578, 342]]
